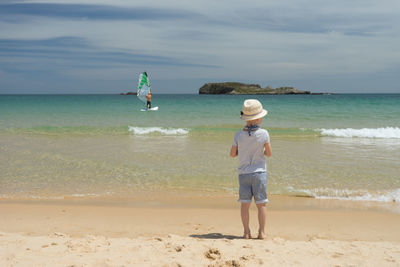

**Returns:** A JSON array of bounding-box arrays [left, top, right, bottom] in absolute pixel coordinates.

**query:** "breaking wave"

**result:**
[[128, 126, 189, 135], [318, 127, 400, 139], [284, 187, 400, 203]]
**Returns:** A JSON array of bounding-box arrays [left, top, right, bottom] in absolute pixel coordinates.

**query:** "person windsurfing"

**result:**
[[146, 92, 152, 109], [137, 71, 157, 111]]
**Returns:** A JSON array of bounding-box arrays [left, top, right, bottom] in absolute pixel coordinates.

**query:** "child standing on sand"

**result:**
[[230, 99, 272, 239]]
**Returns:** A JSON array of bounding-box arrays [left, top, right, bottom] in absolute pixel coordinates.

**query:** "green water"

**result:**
[[1, 94, 399, 130], [0, 94, 399, 203]]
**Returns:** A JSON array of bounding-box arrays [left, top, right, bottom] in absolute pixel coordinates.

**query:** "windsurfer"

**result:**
[[146, 92, 152, 109]]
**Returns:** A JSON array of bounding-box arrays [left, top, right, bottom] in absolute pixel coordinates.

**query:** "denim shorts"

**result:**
[[238, 172, 268, 204]]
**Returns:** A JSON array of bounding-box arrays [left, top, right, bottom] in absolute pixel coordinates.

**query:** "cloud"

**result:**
[[0, 0, 399, 93], [0, 36, 217, 77], [205, 3, 399, 37], [4, 1, 394, 37], [0, 3, 198, 21]]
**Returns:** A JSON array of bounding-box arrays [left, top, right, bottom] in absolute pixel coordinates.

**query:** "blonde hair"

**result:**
[[246, 118, 262, 126]]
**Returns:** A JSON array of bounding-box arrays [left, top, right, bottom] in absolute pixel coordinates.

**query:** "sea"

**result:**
[[1, 94, 399, 206]]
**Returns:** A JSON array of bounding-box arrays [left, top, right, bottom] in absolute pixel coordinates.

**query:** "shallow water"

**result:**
[[0, 94, 399, 203]]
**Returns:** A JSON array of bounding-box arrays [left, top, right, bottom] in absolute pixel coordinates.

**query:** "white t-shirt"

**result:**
[[232, 128, 270, 175]]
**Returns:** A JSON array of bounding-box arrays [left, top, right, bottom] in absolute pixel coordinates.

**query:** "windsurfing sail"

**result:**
[[137, 72, 151, 103]]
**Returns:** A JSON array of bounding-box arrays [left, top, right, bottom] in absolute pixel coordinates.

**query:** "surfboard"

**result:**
[[140, 106, 159, 111]]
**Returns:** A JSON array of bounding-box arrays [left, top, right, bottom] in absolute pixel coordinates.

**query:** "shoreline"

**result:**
[[1, 192, 399, 213], [1, 195, 400, 240], [1, 195, 400, 266]]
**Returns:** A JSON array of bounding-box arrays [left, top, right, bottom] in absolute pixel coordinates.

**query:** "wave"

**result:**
[[128, 126, 189, 135], [2, 125, 128, 135], [2, 125, 190, 136], [284, 187, 400, 203], [4, 125, 399, 139], [318, 127, 400, 139]]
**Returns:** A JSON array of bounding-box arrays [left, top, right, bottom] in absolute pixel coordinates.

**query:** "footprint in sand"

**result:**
[[205, 248, 221, 260], [224, 260, 242, 267], [239, 255, 254, 261], [174, 245, 183, 252], [211, 260, 243, 267], [53, 232, 67, 238]]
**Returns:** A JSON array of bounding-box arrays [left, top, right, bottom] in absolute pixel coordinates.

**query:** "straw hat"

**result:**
[[240, 99, 268, 121]]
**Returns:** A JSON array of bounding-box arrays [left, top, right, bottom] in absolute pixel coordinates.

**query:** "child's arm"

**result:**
[[264, 142, 272, 157], [230, 145, 238, 158]]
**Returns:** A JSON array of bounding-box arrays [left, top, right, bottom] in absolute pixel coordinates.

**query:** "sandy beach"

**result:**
[[1, 194, 400, 266], [2, 0, 400, 264]]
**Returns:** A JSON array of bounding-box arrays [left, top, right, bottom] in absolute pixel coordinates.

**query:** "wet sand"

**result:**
[[1, 195, 400, 266]]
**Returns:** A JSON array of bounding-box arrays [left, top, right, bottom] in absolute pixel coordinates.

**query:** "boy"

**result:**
[[146, 92, 152, 109], [230, 99, 272, 239]]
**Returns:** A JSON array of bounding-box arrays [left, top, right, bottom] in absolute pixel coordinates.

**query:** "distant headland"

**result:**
[[199, 82, 324, 95]]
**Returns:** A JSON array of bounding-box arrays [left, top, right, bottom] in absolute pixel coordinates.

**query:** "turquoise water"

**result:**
[[1, 94, 400, 203], [1, 94, 400, 130]]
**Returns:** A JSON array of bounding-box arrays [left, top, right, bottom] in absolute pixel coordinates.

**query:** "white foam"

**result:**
[[318, 127, 400, 139], [287, 187, 400, 203], [128, 126, 189, 135]]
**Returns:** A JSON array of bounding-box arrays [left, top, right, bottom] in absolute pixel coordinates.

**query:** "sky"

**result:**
[[0, 0, 400, 94]]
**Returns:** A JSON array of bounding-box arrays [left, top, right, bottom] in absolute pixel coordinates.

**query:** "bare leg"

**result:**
[[256, 203, 267, 239], [241, 203, 251, 239]]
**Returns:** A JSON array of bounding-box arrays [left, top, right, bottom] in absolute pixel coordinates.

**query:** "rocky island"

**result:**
[[199, 82, 311, 95]]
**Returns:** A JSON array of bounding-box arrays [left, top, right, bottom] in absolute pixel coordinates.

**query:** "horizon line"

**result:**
[[1, 92, 400, 95]]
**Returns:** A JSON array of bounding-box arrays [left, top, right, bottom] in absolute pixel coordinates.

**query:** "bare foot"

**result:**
[[258, 231, 266, 240], [243, 232, 252, 239]]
